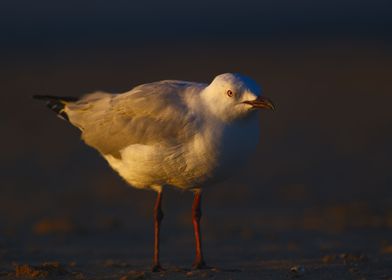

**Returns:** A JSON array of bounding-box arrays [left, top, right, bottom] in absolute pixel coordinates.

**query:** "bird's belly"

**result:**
[[104, 144, 170, 189], [103, 140, 218, 190], [104, 114, 260, 190]]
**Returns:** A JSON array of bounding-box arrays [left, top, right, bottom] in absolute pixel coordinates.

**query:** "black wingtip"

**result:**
[[33, 94, 78, 122]]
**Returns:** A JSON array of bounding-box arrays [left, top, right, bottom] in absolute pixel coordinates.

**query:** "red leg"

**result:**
[[152, 191, 164, 272], [192, 191, 209, 269]]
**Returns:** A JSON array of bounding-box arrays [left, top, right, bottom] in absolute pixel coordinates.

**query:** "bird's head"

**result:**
[[202, 73, 274, 122]]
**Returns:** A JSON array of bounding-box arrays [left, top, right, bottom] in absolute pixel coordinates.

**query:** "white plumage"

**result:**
[[62, 73, 272, 192]]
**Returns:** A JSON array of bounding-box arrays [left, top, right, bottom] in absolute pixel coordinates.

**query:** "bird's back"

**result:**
[[65, 80, 205, 158]]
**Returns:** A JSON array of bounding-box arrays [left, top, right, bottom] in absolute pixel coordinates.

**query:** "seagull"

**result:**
[[33, 73, 274, 271]]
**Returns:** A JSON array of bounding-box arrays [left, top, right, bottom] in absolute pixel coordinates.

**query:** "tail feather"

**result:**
[[33, 95, 79, 121]]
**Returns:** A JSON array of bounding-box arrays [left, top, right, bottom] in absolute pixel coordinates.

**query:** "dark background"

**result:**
[[1, 0, 392, 278]]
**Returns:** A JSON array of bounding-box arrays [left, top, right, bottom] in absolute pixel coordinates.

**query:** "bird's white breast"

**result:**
[[209, 112, 260, 183]]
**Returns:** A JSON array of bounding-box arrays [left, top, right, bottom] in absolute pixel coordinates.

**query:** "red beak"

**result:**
[[243, 96, 275, 111]]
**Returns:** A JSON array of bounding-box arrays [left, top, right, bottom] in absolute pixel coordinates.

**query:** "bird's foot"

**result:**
[[151, 263, 165, 272], [192, 260, 211, 270]]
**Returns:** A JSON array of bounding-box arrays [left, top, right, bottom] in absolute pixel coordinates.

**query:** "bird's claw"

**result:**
[[192, 260, 211, 270]]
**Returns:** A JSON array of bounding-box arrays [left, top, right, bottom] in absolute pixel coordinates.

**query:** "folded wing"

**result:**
[[65, 81, 203, 159]]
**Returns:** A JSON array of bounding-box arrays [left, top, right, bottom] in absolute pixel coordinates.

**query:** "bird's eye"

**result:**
[[226, 90, 233, 97]]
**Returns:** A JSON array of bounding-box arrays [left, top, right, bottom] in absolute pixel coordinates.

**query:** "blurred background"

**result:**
[[1, 0, 392, 277]]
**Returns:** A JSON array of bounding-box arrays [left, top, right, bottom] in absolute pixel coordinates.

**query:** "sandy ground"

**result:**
[[1, 41, 392, 279], [1, 186, 392, 279]]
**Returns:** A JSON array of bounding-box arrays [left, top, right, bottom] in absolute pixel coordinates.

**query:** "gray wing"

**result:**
[[65, 81, 204, 158]]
